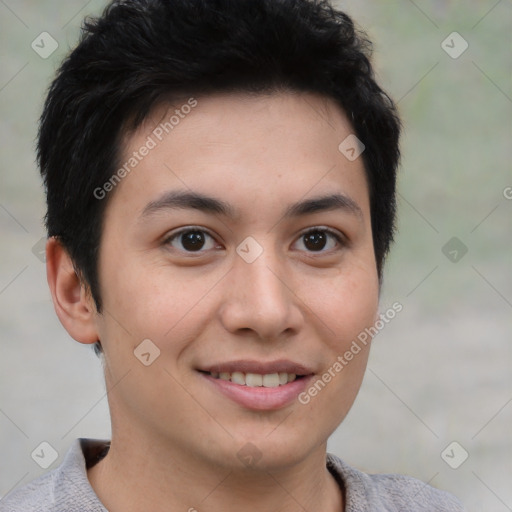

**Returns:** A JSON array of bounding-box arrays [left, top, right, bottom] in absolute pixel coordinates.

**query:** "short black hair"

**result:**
[[39, 0, 400, 314]]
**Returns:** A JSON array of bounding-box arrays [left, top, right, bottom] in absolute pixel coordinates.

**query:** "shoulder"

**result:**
[[0, 470, 58, 512], [326, 453, 466, 512], [0, 439, 108, 512]]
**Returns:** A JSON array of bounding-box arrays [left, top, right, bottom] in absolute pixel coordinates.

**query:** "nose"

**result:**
[[218, 248, 305, 341]]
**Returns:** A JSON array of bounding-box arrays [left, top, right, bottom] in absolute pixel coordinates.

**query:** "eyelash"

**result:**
[[163, 226, 346, 255]]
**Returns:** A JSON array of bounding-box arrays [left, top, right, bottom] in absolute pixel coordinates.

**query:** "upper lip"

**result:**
[[199, 359, 314, 376]]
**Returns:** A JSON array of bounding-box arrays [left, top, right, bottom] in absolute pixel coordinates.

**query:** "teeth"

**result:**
[[208, 371, 299, 387], [245, 373, 263, 387], [231, 371, 245, 385], [262, 373, 280, 388]]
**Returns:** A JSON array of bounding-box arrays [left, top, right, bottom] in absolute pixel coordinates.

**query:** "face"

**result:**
[[93, 91, 379, 471]]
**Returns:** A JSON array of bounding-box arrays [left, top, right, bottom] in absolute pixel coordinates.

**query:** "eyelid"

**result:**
[[164, 225, 216, 238], [299, 226, 345, 239]]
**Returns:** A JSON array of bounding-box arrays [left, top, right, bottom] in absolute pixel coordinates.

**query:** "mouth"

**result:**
[[199, 370, 304, 387], [197, 360, 314, 410]]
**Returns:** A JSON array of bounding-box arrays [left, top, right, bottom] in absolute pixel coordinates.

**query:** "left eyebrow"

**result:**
[[282, 193, 363, 220], [139, 190, 363, 221]]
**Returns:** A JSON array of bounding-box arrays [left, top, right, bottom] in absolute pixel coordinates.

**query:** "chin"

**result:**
[[218, 425, 325, 472]]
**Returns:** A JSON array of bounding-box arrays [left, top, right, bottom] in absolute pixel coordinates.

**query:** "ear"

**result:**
[[46, 237, 99, 345]]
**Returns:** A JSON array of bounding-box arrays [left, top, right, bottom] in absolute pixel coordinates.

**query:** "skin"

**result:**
[[47, 91, 380, 512]]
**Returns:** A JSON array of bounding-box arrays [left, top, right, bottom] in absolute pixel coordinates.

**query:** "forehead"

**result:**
[[108, 91, 370, 222]]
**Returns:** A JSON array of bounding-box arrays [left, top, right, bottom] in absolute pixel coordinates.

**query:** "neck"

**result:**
[[87, 430, 344, 512]]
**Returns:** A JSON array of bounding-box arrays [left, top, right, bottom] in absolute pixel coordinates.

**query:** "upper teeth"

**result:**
[[209, 371, 296, 387]]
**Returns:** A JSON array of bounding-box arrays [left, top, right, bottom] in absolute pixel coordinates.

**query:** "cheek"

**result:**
[[306, 263, 379, 351], [96, 264, 215, 413], [98, 260, 220, 353], [295, 268, 378, 437]]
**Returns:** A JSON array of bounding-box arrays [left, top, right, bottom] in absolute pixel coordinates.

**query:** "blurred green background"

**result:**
[[1, 1, 511, 510]]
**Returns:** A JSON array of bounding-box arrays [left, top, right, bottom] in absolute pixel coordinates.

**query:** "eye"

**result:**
[[164, 227, 220, 253], [293, 227, 344, 253]]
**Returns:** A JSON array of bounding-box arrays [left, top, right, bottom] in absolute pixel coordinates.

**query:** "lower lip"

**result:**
[[201, 373, 313, 411]]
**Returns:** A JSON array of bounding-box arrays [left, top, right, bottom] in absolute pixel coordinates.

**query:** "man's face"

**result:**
[[93, 92, 379, 470]]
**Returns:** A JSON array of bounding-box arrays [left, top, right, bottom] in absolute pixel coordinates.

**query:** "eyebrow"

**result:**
[[140, 190, 363, 221]]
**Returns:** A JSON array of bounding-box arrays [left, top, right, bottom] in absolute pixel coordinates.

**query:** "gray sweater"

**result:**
[[0, 439, 466, 511]]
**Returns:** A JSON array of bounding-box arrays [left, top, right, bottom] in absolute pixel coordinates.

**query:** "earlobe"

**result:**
[[46, 237, 99, 345]]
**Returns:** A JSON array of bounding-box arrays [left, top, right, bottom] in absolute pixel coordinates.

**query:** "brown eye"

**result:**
[[165, 228, 218, 253], [293, 228, 343, 253], [303, 231, 328, 251], [181, 230, 206, 251]]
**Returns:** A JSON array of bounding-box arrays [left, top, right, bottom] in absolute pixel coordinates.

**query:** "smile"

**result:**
[[198, 360, 314, 410], [205, 371, 300, 387]]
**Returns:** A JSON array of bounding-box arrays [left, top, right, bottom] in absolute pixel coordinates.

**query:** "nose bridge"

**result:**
[[219, 241, 303, 338], [242, 252, 286, 306]]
